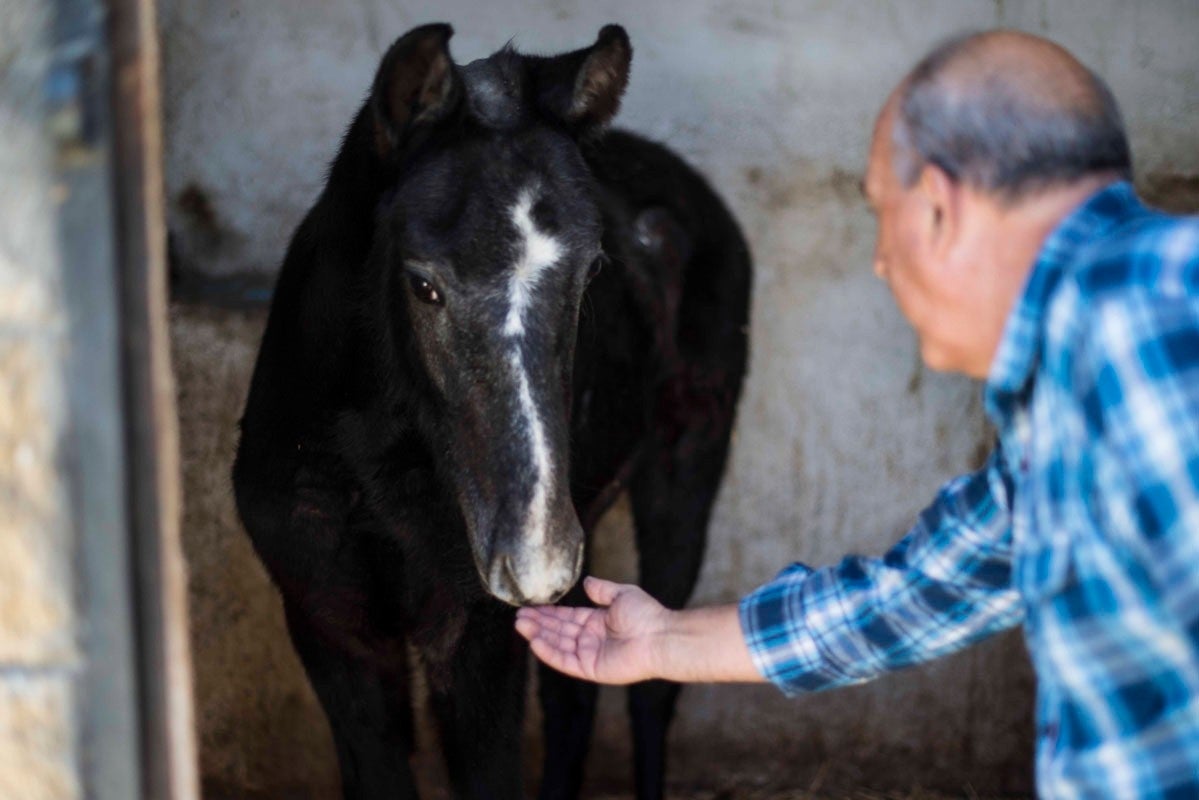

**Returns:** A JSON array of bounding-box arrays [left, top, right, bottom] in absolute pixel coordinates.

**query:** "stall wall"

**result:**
[[162, 0, 1199, 795], [1, 1, 148, 798], [0, 5, 80, 798]]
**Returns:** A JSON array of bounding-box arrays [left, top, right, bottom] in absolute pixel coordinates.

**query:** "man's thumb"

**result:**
[[583, 576, 623, 607]]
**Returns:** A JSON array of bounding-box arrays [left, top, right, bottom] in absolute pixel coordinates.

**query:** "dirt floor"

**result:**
[[588, 776, 1020, 799], [594, 793, 1007, 800], [204, 781, 1018, 800]]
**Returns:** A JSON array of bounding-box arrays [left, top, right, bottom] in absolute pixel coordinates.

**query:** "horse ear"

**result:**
[[370, 23, 460, 157], [531, 24, 632, 134]]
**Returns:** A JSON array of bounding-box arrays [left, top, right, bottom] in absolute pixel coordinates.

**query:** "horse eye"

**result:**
[[408, 274, 444, 306], [587, 254, 607, 283]]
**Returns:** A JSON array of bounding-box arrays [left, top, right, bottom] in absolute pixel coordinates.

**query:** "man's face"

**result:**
[[863, 105, 979, 376]]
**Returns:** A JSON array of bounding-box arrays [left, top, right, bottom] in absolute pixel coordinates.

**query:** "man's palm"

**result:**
[[515, 577, 669, 684]]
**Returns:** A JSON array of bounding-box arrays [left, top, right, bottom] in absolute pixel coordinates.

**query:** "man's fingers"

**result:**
[[518, 605, 578, 624], [520, 606, 593, 636], [516, 610, 607, 682], [583, 576, 624, 607], [527, 636, 583, 677], [517, 599, 621, 685], [527, 631, 593, 681], [539, 624, 578, 654], [526, 611, 583, 638], [516, 614, 586, 656], [514, 615, 539, 642]]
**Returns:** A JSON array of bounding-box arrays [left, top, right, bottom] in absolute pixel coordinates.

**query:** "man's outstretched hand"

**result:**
[[515, 576, 764, 686], [514, 577, 669, 684]]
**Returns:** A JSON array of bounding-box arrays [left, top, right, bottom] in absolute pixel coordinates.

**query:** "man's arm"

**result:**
[[743, 446, 1025, 695], [518, 446, 1025, 693]]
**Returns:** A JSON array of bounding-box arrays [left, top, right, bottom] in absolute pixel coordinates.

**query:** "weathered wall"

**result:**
[[0, 3, 80, 799], [3, 1, 154, 797], [162, 0, 1199, 796]]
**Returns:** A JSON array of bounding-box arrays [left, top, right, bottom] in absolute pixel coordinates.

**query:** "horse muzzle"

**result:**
[[484, 526, 584, 606]]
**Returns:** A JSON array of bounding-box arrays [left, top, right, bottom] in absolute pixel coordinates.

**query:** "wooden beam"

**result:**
[[107, 0, 200, 797]]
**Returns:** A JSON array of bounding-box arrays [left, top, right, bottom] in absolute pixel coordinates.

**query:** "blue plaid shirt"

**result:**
[[740, 182, 1199, 798]]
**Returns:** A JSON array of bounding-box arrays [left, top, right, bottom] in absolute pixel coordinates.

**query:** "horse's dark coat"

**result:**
[[233, 23, 751, 800]]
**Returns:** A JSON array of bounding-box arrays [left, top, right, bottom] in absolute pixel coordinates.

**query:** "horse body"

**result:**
[[233, 24, 750, 800]]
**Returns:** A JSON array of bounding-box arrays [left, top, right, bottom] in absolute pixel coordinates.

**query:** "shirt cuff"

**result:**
[[738, 562, 846, 697]]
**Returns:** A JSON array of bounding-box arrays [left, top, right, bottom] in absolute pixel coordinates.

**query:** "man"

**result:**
[[515, 29, 1199, 797]]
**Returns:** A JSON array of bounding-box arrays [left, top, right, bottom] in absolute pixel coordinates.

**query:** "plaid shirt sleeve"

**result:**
[[739, 447, 1026, 696]]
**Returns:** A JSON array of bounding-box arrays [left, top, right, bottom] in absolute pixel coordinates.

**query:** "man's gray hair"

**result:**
[[892, 32, 1132, 202]]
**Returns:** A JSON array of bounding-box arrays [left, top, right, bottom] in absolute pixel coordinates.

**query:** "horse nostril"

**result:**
[[487, 552, 525, 605], [501, 554, 520, 592]]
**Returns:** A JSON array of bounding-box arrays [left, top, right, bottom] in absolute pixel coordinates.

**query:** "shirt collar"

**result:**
[[983, 180, 1143, 426]]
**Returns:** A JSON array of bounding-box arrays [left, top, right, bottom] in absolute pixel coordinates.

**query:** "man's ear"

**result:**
[[918, 163, 960, 257], [529, 25, 632, 136], [370, 23, 461, 158]]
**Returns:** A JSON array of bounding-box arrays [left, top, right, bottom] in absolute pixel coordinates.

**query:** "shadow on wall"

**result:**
[[1140, 174, 1199, 215]]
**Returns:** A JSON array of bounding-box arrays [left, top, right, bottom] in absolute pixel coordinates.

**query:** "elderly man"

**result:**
[[515, 29, 1199, 797]]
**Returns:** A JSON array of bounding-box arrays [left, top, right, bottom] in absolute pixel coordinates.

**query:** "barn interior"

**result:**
[[4, 1, 1198, 799], [164, 2, 1199, 797]]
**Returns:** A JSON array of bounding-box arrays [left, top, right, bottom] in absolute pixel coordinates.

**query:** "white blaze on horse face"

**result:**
[[502, 188, 566, 593], [505, 190, 562, 336]]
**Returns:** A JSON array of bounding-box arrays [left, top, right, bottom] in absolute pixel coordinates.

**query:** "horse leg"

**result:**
[[424, 603, 527, 800], [536, 575, 600, 800], [627, 415, 735, 800], [285, 603, 419, 800]]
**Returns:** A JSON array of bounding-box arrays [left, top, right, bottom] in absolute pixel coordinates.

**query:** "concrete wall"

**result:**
[[0, 3, 95, 796], [2, 1, 156, 797], [162, 0, 1199, 796], [0, 4, 81, 799]]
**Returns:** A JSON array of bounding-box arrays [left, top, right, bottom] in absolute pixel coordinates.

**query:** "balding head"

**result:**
[[890, 30, 1131, 203]]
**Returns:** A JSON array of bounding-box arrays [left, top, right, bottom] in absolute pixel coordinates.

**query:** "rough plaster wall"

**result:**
[[162, 0, 1199, 796], [0, 2, 81, 799]]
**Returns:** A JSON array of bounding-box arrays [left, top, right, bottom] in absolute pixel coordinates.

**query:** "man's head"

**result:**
[[864, 30, 1131, 378]]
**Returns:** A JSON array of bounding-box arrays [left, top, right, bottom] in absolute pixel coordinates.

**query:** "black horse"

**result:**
[[233, 23, 750, 800]]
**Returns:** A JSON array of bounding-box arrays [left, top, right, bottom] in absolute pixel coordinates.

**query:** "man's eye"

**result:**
[[408, 274, 444, 306]]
